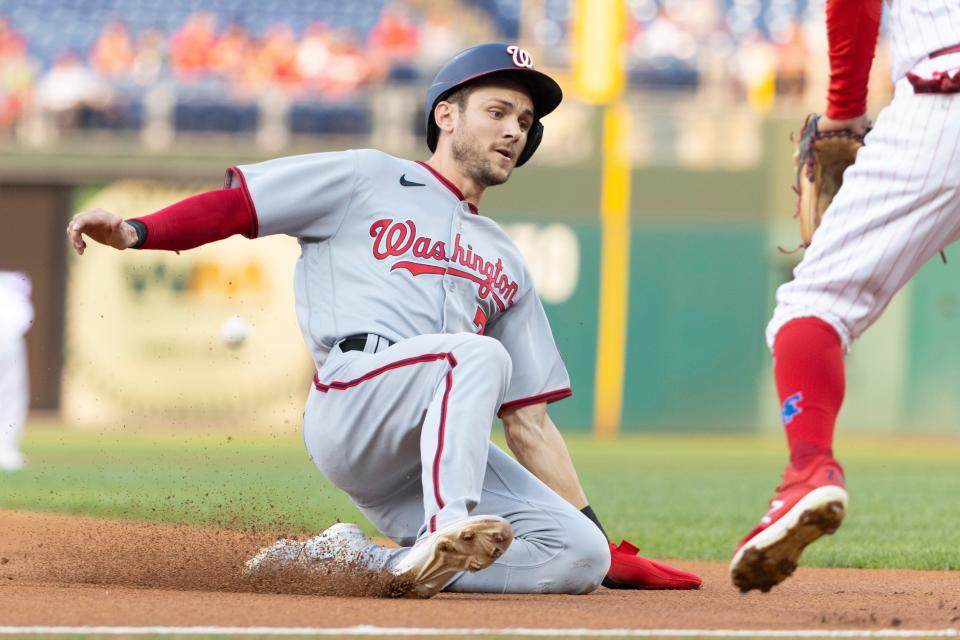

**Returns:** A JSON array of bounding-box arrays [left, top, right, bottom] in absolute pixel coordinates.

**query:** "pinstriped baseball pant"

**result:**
[[769, 61, 960, 352]]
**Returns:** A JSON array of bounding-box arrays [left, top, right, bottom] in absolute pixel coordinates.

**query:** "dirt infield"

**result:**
[[1, 509, 958, 632]]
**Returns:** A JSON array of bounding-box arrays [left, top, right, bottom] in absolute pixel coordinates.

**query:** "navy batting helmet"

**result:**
[[425, 43, 563, 167]]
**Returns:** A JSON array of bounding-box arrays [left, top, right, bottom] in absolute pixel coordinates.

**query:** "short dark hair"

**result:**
[[442, 85, 475, 112]]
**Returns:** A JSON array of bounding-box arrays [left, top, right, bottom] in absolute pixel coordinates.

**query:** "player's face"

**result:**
[[451, 85, 534, 187]]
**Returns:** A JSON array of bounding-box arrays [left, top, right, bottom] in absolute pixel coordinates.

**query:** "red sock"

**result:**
[[772, 317, 845, 469]]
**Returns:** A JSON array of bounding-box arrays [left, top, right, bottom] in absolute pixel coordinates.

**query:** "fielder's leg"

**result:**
[[732, 77, 960, 592]]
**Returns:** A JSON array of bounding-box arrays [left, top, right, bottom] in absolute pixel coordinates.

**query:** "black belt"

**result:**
[[339, 334, 391, 352]]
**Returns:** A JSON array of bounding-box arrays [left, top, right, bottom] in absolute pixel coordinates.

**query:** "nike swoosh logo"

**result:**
[[400, 174, 425, 187]]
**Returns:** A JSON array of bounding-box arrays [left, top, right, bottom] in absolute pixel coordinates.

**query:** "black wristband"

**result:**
[[581, 505, 608, 538], [126, 219, 147, 249]]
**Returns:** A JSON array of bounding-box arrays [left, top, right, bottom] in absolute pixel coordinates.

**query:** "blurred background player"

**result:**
[[731, 0, 960, 593], [0, 270, 32, 471]]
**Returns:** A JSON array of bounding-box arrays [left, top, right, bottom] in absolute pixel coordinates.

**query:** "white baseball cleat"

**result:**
[[393, 515, 513, 598], [244, 538, 306, 575], [244, 522, 372, 575]]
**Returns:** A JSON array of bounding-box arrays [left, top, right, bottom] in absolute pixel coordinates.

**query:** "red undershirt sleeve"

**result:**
[[129, 187, 255, 251], [825, 0, 883, 120]]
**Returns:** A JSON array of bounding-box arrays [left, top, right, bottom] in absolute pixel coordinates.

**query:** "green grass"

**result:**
[[3, 424, 959, 571]]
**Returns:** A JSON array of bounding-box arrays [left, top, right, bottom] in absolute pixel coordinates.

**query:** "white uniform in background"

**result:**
[[0, 271, 32, 471]]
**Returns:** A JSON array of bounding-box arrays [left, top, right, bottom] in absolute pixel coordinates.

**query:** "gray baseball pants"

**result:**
[[302, 332, 609, 594]]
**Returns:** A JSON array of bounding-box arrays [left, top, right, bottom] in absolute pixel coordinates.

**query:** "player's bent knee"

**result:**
[[453, 333, 512, 375], [555, 536, 610, 594], [553, 514, 610, 593]]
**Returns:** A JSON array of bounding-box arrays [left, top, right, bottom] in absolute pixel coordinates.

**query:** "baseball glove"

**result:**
[[789, 114, 866, 250]]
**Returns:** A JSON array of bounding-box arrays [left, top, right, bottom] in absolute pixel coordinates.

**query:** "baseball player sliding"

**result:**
[[731, 0, 960, 593], [67, 43, 700, 597]]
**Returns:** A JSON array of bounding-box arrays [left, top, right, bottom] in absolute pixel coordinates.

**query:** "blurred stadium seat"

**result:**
[[0, 0, 837, 144], [289, 101, 372, 136], [464, 0, 521, 39], [174, 100, 258, 134]]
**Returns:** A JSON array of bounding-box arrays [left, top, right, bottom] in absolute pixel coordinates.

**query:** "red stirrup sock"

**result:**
[[772, 317, 845, 470]]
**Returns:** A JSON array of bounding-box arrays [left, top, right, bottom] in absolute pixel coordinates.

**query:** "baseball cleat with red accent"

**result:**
[[602, 540, 702, 590], [730, 456, 847, 593], [393, 515, 513, 598]]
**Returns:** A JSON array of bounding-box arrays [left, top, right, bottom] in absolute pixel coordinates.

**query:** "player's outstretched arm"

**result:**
[[66, 188, 254, 255], [501, 402, 589, 508], [67, 208, 138, 255], [823, 0, 880, 124]]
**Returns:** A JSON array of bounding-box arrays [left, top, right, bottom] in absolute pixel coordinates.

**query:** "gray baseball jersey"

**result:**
[[226, 151, 608, 593], [226, 149, 571, 412]]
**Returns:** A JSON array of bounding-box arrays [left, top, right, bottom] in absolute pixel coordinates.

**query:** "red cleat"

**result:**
[[730, 456, 848, 593], [602, 540, 702, 590]]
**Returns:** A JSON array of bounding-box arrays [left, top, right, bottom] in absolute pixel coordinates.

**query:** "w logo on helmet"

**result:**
[[506, 45, 533, 68]]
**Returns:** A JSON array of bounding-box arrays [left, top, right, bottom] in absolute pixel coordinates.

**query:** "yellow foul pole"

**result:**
[[572, 0, 630, 438], [593, 103, 631, 438], [572, 0, 626, 104]]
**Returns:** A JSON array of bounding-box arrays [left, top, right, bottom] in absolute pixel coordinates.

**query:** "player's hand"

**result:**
[[817, 114, 870, 135], [66, 208, 138, 255]]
